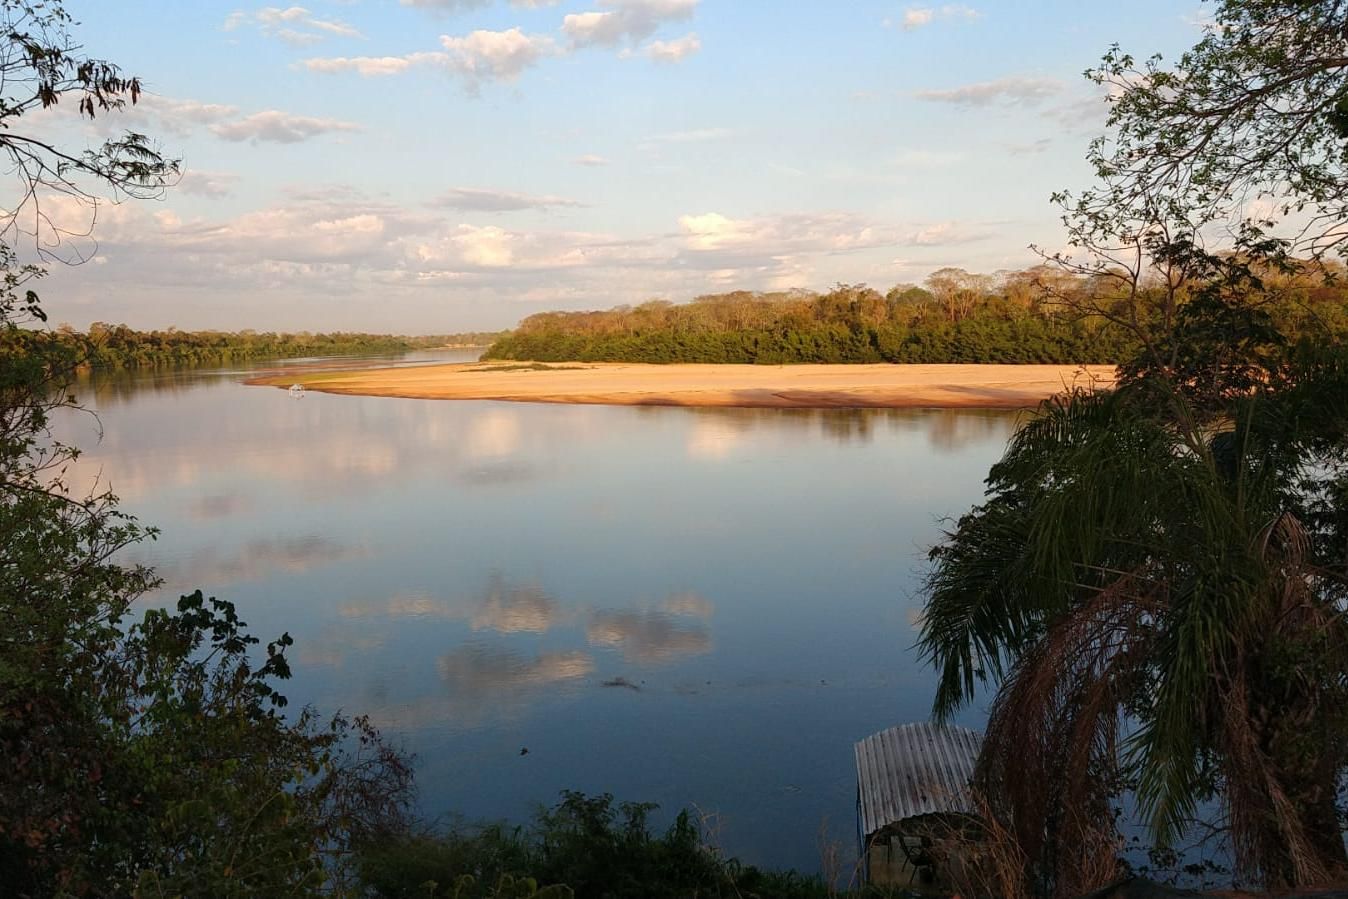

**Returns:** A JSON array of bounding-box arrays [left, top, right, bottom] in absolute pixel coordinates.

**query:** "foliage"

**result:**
[[8, 322, 501, 371], [917, 2, 1348, 892], [357, 791, 899, 899], [1083, 0, 1348, 264], [481, 272, 1348, 367], [483, 281, 1143, 365], [920, 339, 1348, 893]]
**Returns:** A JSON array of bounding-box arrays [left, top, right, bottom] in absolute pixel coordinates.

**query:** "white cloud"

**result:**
[[915, 75, 1064, 107], [896, 4, 980, 31], [430, 187, 585, 212], [302, 53, 442, 76], [901, 8, 933, 29], [439, 27, 559, 86], [573, 154, 610, 167], [210, 110, 362, 143], [640, 31, 700, 63], [563, 0, 699, 48], [304, 28, 557, 90], [224, 6, 363, 44]]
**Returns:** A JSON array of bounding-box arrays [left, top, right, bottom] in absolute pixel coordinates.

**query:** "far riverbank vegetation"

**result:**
[[5, 323, 506, 372], [481, 267, 1348, 365]]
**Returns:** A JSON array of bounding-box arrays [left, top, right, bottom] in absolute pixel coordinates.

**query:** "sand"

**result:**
[[251, 362, 1117, 410]]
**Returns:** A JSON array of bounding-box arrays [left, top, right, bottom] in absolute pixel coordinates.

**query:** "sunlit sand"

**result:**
[[251, 362, 1117, 409]]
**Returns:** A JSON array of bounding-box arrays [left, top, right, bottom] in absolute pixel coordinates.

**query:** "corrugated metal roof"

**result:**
[[854, 722, 983, 838]]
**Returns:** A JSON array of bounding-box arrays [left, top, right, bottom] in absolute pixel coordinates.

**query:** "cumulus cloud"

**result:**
[[430, 187, 585, 212], [563, 0, 699, 48], [893, 4, 979, 30], [304, 28, 557, 90], [573, 154, 610, 166], [224, 6, 363, 44], [915, 75, 1064, 107], [211, 110, 362, 143], [439, 28, 560, 85], [638, 31, 700, 63]]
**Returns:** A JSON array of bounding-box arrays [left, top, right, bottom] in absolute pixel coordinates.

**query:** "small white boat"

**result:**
[[288, 383, 305, 397]]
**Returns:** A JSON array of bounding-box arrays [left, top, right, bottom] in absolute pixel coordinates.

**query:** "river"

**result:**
[[54, 349, 1014, 874]]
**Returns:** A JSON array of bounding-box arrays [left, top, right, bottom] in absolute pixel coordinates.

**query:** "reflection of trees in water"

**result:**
[[76, 369, 235, 408], [643, 405, 1020, 450], [921, 409, 1021, 451]]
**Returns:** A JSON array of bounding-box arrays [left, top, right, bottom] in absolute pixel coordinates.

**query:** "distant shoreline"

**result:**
[[248, 362, 1117, 410]]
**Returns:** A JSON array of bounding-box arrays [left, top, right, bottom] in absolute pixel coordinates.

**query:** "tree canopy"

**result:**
[[920, 1, 1348, 893]]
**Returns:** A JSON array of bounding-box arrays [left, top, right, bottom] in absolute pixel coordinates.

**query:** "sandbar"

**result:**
[[250, 362, 1117, 410]]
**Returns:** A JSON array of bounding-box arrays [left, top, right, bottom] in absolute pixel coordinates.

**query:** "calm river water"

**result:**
[[56, 349, 1015, 873]]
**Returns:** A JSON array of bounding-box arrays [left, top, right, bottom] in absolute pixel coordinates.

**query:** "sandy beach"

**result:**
[[252, 362, 1116, 409]]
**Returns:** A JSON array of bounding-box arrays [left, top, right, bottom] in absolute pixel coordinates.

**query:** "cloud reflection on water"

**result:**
[[150, 535, 368, 591], [586, 609, 712, 664]]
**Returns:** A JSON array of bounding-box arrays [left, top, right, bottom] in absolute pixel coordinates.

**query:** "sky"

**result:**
[[20, 0, 1207, 333]]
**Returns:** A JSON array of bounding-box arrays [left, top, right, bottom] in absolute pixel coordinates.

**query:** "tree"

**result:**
[[1084, 1, 1348, 263], [920, 0, 1348, 892], [0, 0, 177, 324], [921, 356, 1348, 893], [925, 267, 992, 322]]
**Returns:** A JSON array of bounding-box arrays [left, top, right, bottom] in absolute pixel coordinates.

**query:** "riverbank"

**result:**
[[250, 361, 1116, 409]]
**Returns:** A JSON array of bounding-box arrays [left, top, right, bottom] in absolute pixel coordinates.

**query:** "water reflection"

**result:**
[[341, 578, 564, 635], [184, 493, 252, 520], [151, 535, 368, 591], [438, 645, 595, 706], [587, 607, 713, 664], [472, 579, 560, 634], [56, 354, 1015, 873], [667, 405, 1019, 456]]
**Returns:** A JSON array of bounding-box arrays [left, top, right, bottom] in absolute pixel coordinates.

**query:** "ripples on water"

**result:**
[[53, 350, 1018, 872]]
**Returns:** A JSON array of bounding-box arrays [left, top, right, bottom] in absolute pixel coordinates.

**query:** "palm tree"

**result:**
[[918, 340, 1348, 894]]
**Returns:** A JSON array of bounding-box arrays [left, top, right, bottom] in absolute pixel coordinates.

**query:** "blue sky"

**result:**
[[28, 0, 1205, 332]]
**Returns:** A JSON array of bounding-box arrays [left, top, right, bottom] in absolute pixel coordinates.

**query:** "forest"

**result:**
[[482, 268, 1348, 365], [10, 323, 505, 371]]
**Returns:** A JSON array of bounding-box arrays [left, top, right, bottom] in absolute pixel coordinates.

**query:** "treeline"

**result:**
[[483, 268, 1348, 365], [20, 323, 506, 371]]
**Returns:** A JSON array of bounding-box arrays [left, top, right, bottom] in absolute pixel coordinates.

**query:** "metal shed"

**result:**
[[854, 722, 983, 884]]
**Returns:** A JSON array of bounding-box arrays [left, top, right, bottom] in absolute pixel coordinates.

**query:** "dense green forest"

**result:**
[[483, 270, 1348, 365], [11, 323, 504, 371]]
